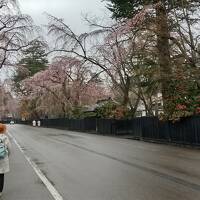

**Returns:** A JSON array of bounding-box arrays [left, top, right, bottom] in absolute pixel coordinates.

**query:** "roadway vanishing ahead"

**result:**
[[5, 124, 200, 200]]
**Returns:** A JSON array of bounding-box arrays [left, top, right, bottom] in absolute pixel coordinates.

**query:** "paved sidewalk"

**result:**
[[1, 135, 54, 200]]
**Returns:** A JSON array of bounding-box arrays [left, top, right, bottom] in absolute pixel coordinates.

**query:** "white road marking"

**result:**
[[8, 132, 64, 200]]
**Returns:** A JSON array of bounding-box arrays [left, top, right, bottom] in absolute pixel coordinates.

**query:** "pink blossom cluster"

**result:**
[[176, 104, 187, 110], [23, 56, 109, 108]]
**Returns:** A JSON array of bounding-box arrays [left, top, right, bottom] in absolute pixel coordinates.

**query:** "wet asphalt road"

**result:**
[[5, 124, 200, 200]]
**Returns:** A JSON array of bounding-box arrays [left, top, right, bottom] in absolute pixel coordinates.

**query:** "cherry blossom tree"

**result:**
[[46, 10, 160, 116], [0, 81, 18, 119], [22, 56, 108, 118], [47, 9, 164, 108]]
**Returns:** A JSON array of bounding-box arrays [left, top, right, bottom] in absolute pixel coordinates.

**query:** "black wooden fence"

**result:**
[[40, 118, 97, 131], [16, 116, 200, 146]]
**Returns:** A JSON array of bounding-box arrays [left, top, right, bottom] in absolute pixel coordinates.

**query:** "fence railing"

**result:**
[[15, 116, 200, 146]]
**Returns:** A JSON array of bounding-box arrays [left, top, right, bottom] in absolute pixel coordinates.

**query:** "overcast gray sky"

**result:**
[[18, 0, 109, 32], [1, 0, 110, 81]]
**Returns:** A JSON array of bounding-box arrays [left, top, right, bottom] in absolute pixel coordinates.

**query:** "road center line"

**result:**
[[8, 132, 64, 200]]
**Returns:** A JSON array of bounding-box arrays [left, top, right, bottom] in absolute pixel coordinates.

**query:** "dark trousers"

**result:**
[[0, 174, 4, 192]]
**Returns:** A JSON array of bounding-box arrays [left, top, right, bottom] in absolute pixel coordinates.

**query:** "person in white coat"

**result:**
[[32, 120, 36, 127], [0, 124, 11, 196], [37, 120, 41, 127]]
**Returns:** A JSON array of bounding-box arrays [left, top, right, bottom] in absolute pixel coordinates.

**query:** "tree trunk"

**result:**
[[61, 102, 67, 117], [122, 77, 130, 106], [155, 2, 173, 117], [122, 90, 129, 106], [130, 95, 140, 117]]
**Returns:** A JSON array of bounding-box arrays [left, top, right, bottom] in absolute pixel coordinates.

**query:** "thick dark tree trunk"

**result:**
[[155, 2, 173, 116], [122, 77, 130, 106], [122, 90, 129, 106]]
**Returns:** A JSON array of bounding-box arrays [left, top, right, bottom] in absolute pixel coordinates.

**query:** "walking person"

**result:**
[[32, 120, 36, 127], [37, 120, 41, 127], [0, 124, 11, 197]]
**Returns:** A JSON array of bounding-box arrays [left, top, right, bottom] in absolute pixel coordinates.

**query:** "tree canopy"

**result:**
[[12, 39, 48, 95], [19, 39, 48, 76], [106, 0, 200, 18]]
